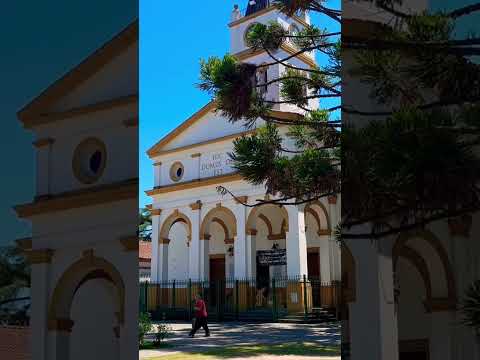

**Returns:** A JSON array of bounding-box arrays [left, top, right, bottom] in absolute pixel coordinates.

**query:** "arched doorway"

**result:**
[[246, 204, 288, 308], [393, 229, 456, 360], [159, 210, 192, 282], [48, 253, 125, 360], [305, 201, 333, 307], [200, 206, 237, 311]]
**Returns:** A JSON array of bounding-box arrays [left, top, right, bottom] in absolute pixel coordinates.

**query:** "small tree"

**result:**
[[461, 280, 480, 337], [138, 208, 152, 241], [138, 311, 153, 346]]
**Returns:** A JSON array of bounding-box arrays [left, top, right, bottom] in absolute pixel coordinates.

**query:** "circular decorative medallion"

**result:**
[[169, 161, 184, 182], [72, 138, 107, 184]]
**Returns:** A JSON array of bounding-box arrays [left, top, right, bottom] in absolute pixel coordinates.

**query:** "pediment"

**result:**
[[18, 20, 138, 128], [147, 102, 261, 156]]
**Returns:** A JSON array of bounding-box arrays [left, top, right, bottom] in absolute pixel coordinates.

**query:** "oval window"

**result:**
[[72, 138, 107, 184], [170, 162, 185, 182]]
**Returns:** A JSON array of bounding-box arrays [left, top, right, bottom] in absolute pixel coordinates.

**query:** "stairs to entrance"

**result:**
[[278, 308, 337, 324]]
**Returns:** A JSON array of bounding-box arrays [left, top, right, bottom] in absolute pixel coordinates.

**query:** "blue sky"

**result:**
[[139, 0, 341, 208], [0, 1, 137, 246]]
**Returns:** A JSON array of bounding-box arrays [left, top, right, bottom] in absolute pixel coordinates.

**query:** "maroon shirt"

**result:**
[[195, 299, 208, 318]]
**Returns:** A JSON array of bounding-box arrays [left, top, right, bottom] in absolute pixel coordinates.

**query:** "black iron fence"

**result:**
[[140, 276, 340, 322]]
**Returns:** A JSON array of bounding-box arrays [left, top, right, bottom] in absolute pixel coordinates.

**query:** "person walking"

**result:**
[[189, 293, 210, 337]]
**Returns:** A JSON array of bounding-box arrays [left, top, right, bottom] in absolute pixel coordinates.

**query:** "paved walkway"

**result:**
[[140, 321, 340, 359]]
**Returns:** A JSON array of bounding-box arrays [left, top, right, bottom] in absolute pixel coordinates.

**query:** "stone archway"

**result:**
[[393, 229, 457, 310], [159, 210, 192, 281], [393, 229, 457, 360], [48, 251, 125, 360], [200, 205, 238, 280]]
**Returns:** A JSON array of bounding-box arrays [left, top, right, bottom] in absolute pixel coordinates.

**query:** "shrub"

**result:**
[[154, 323, 173, 346], [139, 312, 153, 346]]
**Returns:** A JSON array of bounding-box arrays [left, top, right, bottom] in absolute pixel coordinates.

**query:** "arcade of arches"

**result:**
[[342, 228, 468, 360], [150, 197, 341, 313]]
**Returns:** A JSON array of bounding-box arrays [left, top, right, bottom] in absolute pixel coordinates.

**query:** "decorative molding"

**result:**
[[122, 117, 138, 128], [151, 208, 162, 216], [307, 247, 320, 253], [224, 238, 235, 245], [160, 237, 170, 244], [18, 20, 138, 127], [246, 229, 258, 236], [228, 6, 277, 27], [191, 153, 201, 158], [235, 196, 248, 204], [268, 233, 286, 240], [146, 100, 295, 158], [48, 318, 74, 332], [119, 236, 138, 251], [209, 254, 225, 259], [153, 161, 162, 166], [317, 229, 331, 236], [233, 43, 316, 68], [33, 138, 55, 148], [26, 249, 55, 264], [146, 173, 243, 196], [15, 178, 138, 218], [189, 200, 202, 210]]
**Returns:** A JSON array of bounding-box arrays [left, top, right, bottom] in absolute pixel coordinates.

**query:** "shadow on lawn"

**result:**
[[196, 342, 340, 357]]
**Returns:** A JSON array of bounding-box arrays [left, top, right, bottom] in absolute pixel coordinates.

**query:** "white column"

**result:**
[[34, 138, 54, 197], [52, 331, 70, 360], [30, 250, 53, 360], [150, 210, 162, 283], [199, 238, 210, 280], [286, 204, 308, 278], [319, 237, 332, 282], [187, 202, 202, 280], [191, 153, 201, 179], [246, 231, 256, 278], [153, 162, 162, 187], [430, 311, 454, 360], [346, 237, 399, 360], [233, 202, 248, 279]]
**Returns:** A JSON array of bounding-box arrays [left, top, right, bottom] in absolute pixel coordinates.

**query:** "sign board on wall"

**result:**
[[200, 152, 234, 178], [257, 249, 287, 266]]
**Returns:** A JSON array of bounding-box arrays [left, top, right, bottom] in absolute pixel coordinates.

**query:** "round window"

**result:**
[[72, 138, 107, 184], [170, 162, 184, 182]]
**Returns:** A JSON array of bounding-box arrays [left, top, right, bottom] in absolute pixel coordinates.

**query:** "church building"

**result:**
[[146, 2, 341, 315]]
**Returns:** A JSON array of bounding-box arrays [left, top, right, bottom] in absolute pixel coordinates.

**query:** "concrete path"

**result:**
[[140, 321, 340, 359]]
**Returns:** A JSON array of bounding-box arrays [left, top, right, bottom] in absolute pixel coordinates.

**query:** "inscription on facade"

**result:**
[[200, 152, 234, 178]]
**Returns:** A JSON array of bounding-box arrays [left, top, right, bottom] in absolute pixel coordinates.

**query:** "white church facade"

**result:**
[[14, 21, 138, 360], [146, 2, 341, 314]]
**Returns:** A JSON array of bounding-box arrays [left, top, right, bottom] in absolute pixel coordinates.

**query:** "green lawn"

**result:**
[[144, 342, 340, 359]]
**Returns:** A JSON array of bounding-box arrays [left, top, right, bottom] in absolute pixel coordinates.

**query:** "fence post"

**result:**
[[235, 280, 239, 320], [303, 274, 308, 321], [172, 280, 176, 310], [272, 278, 277, 321], [145, 281, 149, 313], [188, 279, 192, 319]]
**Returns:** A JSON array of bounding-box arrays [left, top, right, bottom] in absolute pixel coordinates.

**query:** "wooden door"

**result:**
[[209, 256, 226, 309], [307, 251, 321, 307]]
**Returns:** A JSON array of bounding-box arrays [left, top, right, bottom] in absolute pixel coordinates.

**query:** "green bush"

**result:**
[[461, 280, 480, 335], [138, 312, 153, 346], [154, 323, 173, 345]]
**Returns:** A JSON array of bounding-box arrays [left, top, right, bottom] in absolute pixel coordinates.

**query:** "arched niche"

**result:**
[[159, 210, 192, 244], [341, 243, 356, 304], [48, 253, 125, 331], [200, 205, 237, 241], [393, 229, 456, 311], [305, 200, 331, 235], [246, 204, 289, 235]]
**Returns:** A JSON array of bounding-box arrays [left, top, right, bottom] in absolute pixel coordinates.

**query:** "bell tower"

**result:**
[[228, 1, 316, 112]]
